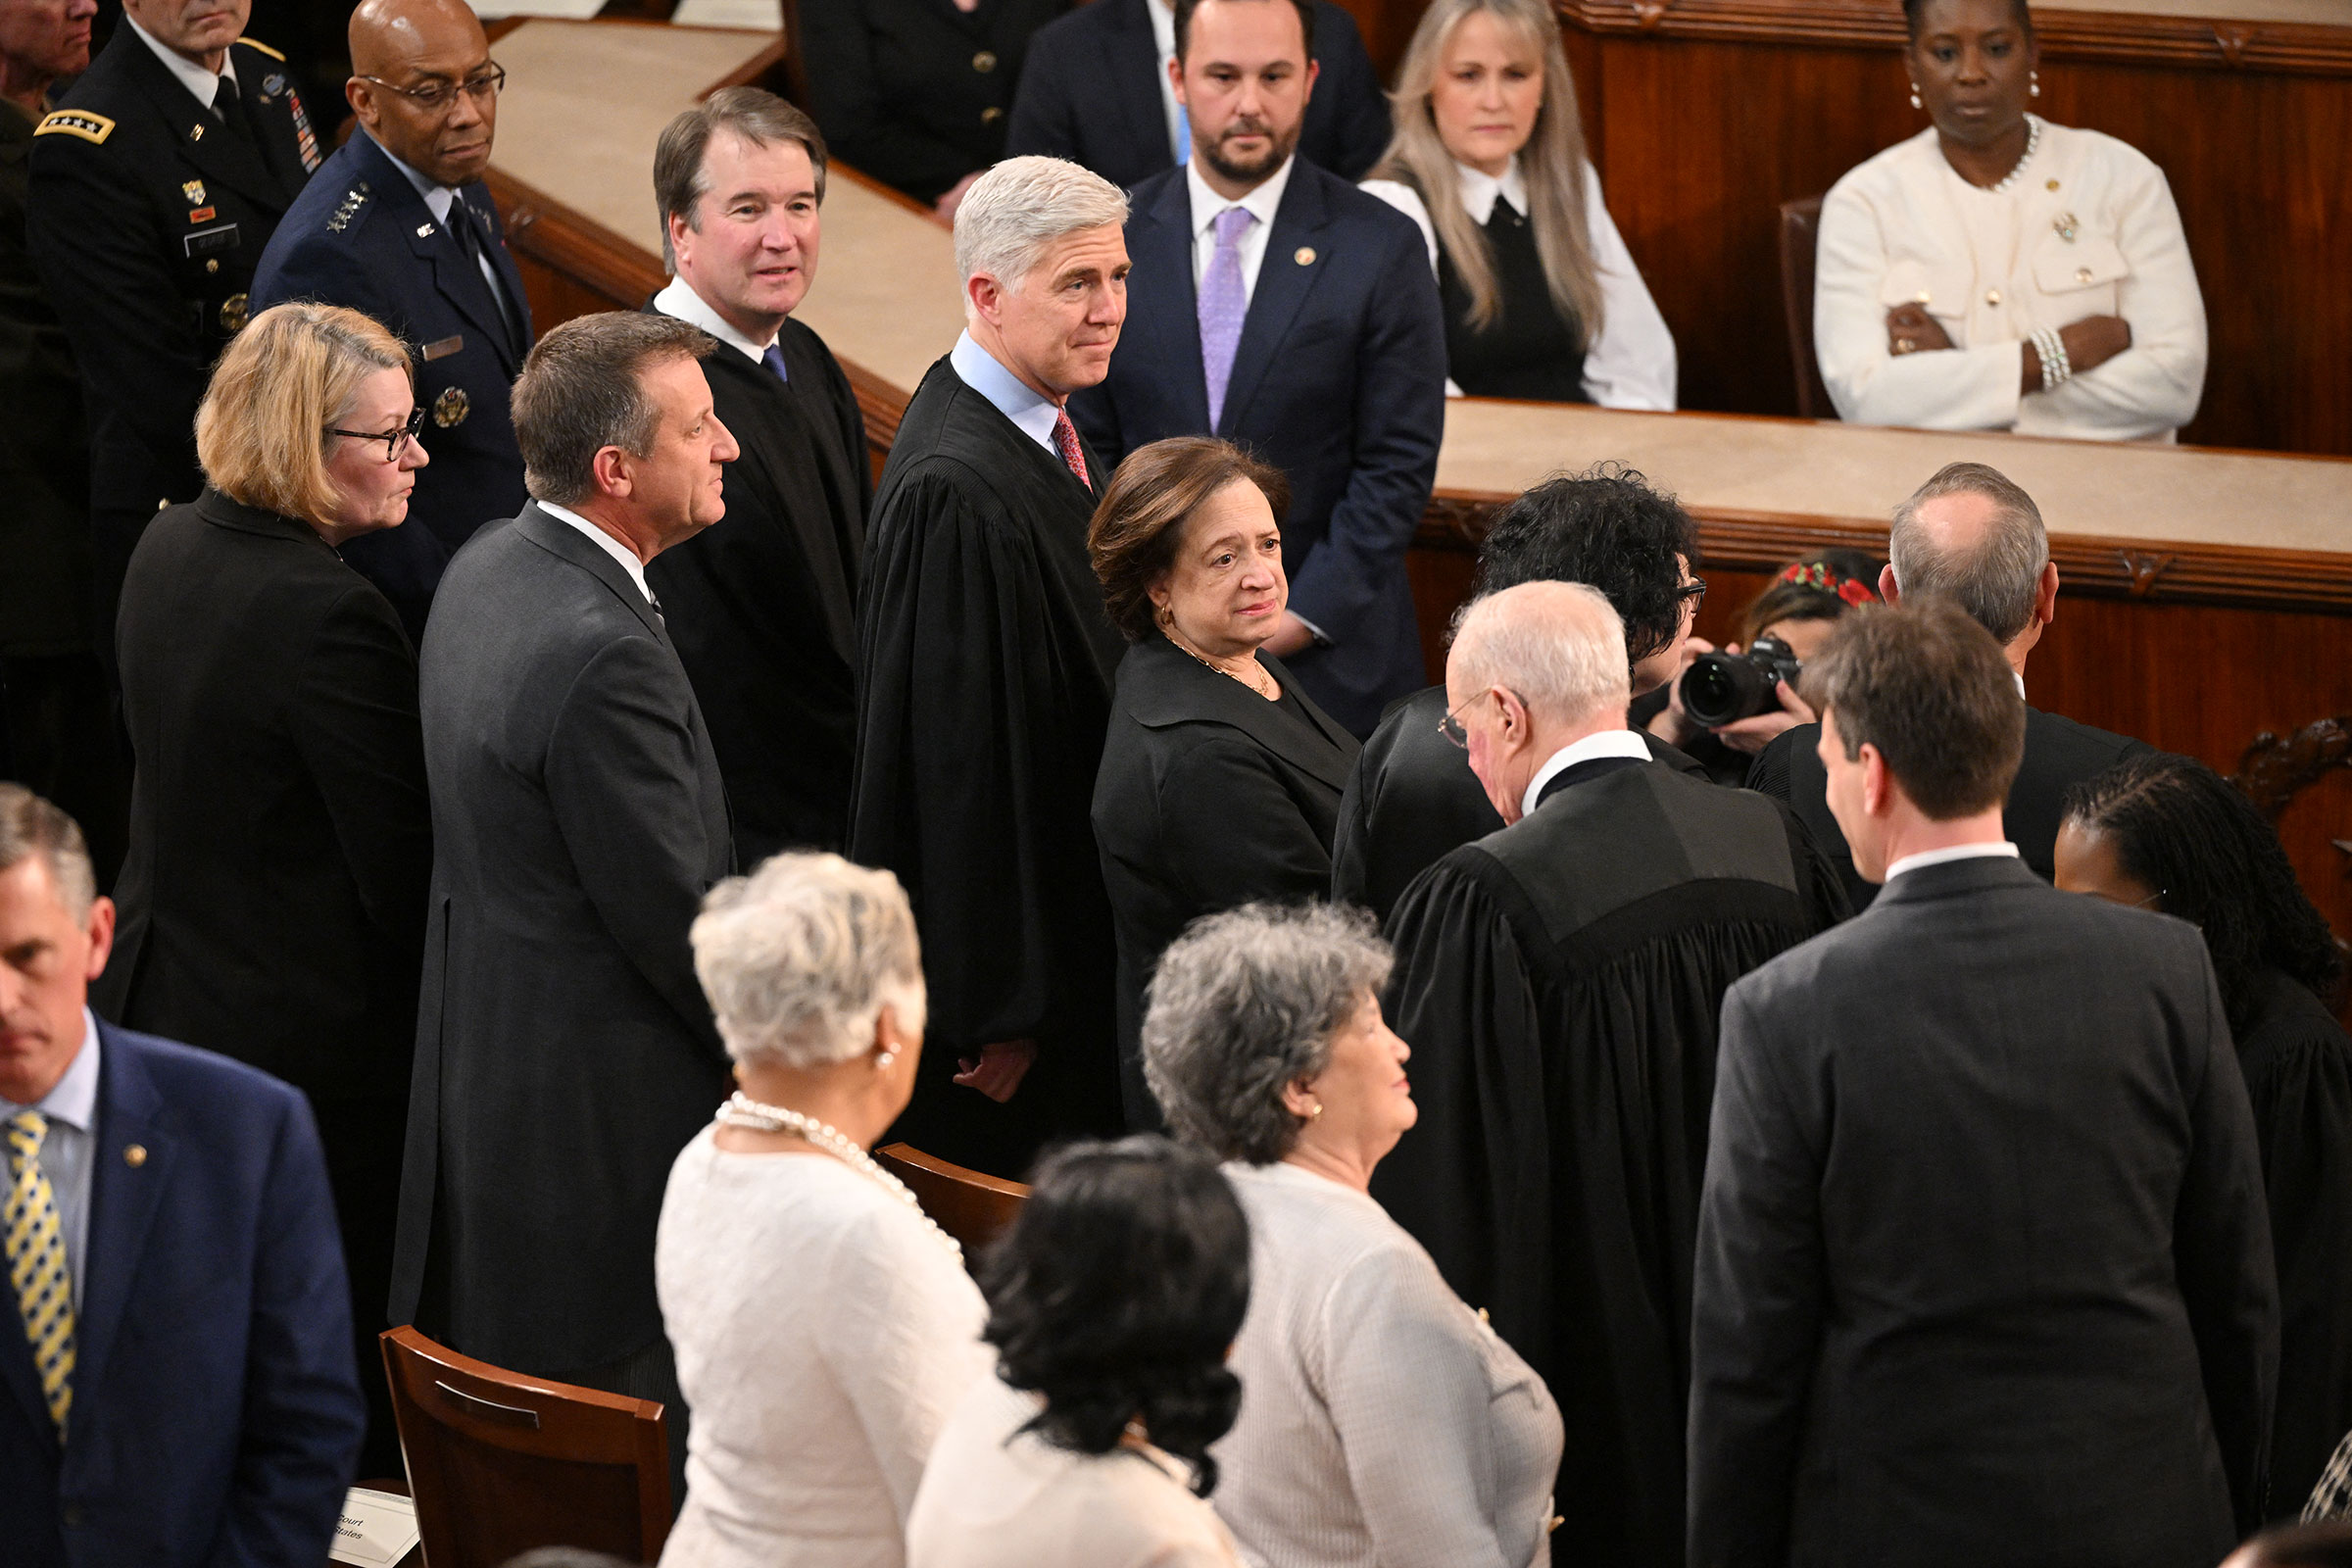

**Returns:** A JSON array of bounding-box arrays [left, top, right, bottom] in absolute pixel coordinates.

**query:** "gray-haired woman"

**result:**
[[655, 853, 991, 1568], [1144, 904, 1563, 1568]]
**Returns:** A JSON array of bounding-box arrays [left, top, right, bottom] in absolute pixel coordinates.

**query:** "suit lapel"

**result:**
[[1220, 167, 1330, 437], [122, 41, 292, 214], [472, 188, 534, 353], [354, 137, 519, 372], [74, 1025, 176, 1401], [1104, 0, 1173, 177], [1136, 175, 1211, 428], [515, 504, 668, 643], [1126, 636, 1354, 791]]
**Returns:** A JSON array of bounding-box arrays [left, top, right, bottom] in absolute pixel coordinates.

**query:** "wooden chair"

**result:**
[[1779, 195, 1836, 420], [380, 1326, 670, 1568], [873, 1143, 1030, 1255]]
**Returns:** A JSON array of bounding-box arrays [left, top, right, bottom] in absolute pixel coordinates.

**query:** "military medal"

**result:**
[[261, 72, 286, 99], [288, 87, 321, 172], [219, 292, 250, 333], [433, 386, 470, 427], [182, 180, 206, 206]]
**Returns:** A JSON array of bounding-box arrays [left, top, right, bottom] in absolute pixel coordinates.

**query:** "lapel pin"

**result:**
[[1294, 246, 1315, 266], [190, 122, 205, 141], [182, 179, 206, 205], [417, 222, 434, 237], [123, 1144, 147, 1167]]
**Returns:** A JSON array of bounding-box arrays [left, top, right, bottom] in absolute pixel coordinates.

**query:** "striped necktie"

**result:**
[[4, 1110, 74, 1435]]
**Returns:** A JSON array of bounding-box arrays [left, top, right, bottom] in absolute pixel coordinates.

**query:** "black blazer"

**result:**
[[1092, 633, 1359, 1127], [1748, 704, 2150, 909], [96, 490, 430, 1103], [1070, 160, 1446, 737], [1005, 0, 1391, 190], [1690, 857, 2277, 1567], [800, 0, 1070, 204]]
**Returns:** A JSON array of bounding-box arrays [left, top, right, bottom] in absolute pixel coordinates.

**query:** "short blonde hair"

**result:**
[[196, 303, 412, 528], [955, 155, 1128, 309]]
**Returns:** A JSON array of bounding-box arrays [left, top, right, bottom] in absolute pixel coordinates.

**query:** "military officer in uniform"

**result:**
[[26, 0, 320, 671], [254, 0, 531, 640]]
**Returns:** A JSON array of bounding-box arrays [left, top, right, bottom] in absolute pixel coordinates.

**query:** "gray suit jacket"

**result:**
[[390, 504, 733, 1372], [1690, 856, 2277, 1568]]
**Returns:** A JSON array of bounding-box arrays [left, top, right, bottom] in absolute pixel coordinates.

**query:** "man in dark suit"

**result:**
[[0, 785, 364, 1566], [391, 313, 737, 1489], [252, 0, 530, 642], [1070, 0, 1446, 737], [1690, 601, 2276, 1568], [647, 88, 868, 864], [1749, 460, 2149, 910], [1007, 0, 1389, 190], [26, 0, 320, 668]]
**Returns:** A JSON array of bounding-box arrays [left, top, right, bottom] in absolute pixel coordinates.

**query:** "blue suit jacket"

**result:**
[[1004, 0, 1392, 190], [253, 131, 533, 644], [1070, 160, 1446, 735], [1, 1023, 364, 1568]]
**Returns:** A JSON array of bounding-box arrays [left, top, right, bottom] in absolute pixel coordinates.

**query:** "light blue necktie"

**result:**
[[1199, 205, 1255, 430]]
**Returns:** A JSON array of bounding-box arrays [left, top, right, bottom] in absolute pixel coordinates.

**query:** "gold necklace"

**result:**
[[1171, 633, 1277, 700]]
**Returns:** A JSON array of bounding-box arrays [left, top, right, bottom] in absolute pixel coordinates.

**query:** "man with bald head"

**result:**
[[1371, 580, 1845, 1568], [1749, 461, 2150, 910], [253, 0, 530, 640]]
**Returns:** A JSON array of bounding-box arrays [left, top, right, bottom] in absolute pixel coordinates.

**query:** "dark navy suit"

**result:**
[[2, 1022, 364, 1567], [1070, 160, 1446, 735], [254, 131, 532, 642]]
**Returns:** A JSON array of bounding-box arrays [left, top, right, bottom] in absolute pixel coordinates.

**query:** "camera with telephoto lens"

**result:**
[[1677, 633, 1804, 728]]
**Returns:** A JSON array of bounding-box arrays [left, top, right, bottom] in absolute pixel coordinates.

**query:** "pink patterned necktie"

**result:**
[[1199, 205, 1256, 430], [1053, 408, 1092, 492]]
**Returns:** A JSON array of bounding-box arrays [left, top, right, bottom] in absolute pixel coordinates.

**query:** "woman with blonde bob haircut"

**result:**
[[656, 852, 992, 1568], [1362, 0, 1675, 409], [101, 299, 434, 1475]]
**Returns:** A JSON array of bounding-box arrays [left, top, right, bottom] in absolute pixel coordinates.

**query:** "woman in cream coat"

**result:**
[[1815, 0, 2205, 442]]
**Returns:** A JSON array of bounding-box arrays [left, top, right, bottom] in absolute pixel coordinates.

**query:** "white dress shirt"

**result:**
[[1187, 156, 1296, 303], [1360, 155, 1679, 410], [1521, 725, 1651, 820], [1148, 0, 1185, 165], [1885, 840, 2021, 882], [1815, 118, 2207, 442], [2, 1011, 100, 1309], [949, 330, 1063, 453], [655, 275, 774, 365], [125, 15, 234, 111], [374, 132, 512, 307], [538, 500, 656, 606]]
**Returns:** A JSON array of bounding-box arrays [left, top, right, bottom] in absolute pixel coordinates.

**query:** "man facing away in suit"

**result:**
[[1748, 460, 2148, 910], [1070, 0, 1446, 738], [392, 313, 737, 1494], [0, 785, 363, 1566], [252, 0, 532, 643], [1690, 601, 2276, 1568], [647, 88, 870, 865]]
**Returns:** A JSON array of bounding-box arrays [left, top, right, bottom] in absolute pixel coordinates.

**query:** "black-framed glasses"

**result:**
[[1678, 575, 1709, 605], [327, 406, 425, 464], [1438, 686, 1522, 750], [356, 63, 507, 114]]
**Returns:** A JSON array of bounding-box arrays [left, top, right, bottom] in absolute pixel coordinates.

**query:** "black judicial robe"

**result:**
[[1372, 755, 1846, 1568], [645, 312, 869, 862], [849, 357, 1126, 1176]]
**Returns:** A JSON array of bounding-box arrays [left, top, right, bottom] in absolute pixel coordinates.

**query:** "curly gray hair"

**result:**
[[1142, 904, 1393, 1164]]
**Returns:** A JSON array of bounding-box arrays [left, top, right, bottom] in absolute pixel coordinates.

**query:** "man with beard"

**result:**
[[1069, 0, 1445, 738]]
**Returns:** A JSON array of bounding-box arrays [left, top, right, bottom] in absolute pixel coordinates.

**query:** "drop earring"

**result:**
[[2030, 70, 2041, 98], [1908, 84, 1923, 111], [876, 1051, 896, 1069]]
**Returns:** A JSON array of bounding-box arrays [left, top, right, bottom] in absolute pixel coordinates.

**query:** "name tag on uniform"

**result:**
[[420, 334, 465, 362], [183, 222, 239, 258]]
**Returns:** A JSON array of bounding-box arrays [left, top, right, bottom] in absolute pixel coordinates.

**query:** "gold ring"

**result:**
[[1893, 339, 1918, 355]]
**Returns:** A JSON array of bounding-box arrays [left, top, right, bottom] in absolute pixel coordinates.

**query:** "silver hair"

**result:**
[[1449, 579, 1630, 724], [1888, 462, 2049, 644], [0, 785, 95, 919], [1142, 904, 1393, 1165], [953, 156, 1129, 309], [690, 852, 926, 1070]]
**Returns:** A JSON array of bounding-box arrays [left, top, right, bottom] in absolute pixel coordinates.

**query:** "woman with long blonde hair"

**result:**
[[1362, 0, 1675, 408]]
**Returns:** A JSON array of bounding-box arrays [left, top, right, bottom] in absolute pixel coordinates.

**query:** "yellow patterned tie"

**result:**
[[4, 1109, 74, 1434]]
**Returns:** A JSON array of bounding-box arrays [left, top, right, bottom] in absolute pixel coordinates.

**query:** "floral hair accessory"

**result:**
[[1779, 560, 1879, 609]]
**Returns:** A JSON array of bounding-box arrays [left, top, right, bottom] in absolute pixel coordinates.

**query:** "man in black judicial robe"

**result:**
[[1371, 581, 1845, 1568], [848, 157, 1132, 1177], [646, 91, 869, 861]]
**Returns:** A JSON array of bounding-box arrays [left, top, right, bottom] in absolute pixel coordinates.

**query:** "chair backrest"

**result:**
[[1779, 195, 1833, 419], [873, 1143, 1030, 1255], [380, 1326, 670, 1568]]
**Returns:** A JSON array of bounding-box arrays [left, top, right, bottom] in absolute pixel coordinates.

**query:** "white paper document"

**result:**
[[329, 1488, 422, 1568], [669, 0, 784, 26]]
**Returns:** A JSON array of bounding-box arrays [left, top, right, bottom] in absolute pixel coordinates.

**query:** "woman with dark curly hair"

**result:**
[[2057, 752, 2352, 1516], [905, 1137, 1250, 1567]]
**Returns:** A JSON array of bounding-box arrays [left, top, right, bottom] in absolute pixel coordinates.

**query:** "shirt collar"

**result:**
[[536, 500, 656, 605], [1186, 154, 1294, 241], [368, 131, 459, 223], [126, 14, 235, 114], [2, 1010, 101, 1132], [655, 276, 774, 364], [1148, 0, 1175, 57], [1885, 841, 2021, 882], [949, 330, 1063, 452], [1454, 156, 1528, 226], [1521, 725, 1651, 819]]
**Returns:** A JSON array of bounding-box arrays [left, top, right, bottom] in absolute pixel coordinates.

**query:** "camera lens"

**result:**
[[1680, 653, 1771, 728]]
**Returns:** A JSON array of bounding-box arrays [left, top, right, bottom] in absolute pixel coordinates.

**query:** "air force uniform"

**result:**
[[26, 22, 319, 661], [254, 130, 533, 639]]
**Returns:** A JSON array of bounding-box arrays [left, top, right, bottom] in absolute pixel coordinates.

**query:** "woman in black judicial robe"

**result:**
[[1088, 439, 1360, 1130], [2057, 753, 2352, 1518]]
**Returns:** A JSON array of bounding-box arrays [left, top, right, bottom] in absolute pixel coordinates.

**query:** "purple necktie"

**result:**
[[1199, 205, 1256, 430]]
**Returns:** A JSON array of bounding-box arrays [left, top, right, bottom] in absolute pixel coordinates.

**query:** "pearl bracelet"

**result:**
[[2034, 326, 2073, 390]]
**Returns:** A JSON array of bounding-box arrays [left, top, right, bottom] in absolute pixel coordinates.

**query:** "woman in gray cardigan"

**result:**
[[1142, 904, 1564, 1568]]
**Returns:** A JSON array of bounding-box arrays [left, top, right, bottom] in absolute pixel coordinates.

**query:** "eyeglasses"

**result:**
[[1438, 686, 1522, 750], [357, 63, 507, 114], [326, 407, 425, 464], [1677, 575, 1709, 605]]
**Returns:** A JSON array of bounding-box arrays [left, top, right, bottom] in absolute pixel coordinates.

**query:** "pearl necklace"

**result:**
[[1987, 115, 2043, 195], [714, 1092, 962, 1262]]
